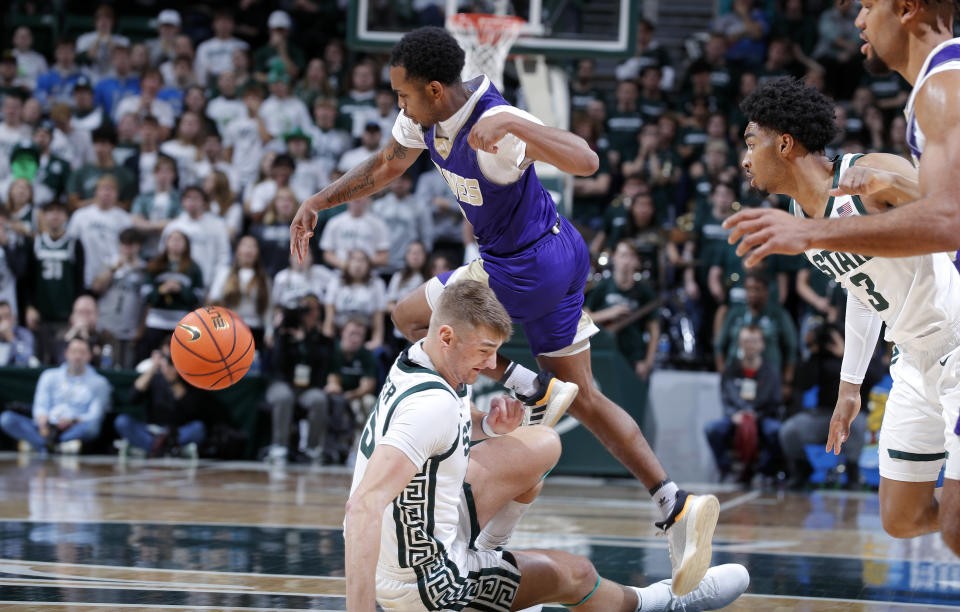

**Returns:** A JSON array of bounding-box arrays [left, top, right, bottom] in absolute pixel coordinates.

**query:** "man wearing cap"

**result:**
[[254, 11, 305, 82], [11, 27, 48, 90], [94, 44, 140, 119], [35, 39, 86, 111], [147, 10, 181, 69], [260, 68, 312, 151], [337, 122, 382, 174], [70, 76, 104, 133], [195, 9, 250, 88]]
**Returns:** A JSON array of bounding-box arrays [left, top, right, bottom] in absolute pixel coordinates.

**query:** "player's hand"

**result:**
[[826, 390, 861, 455], [828, 165, 895, 198], [290, 198, 320, 263], [723, 207, 814, 267], [468, 114, 512, 154], [486, 395, 524, 435]]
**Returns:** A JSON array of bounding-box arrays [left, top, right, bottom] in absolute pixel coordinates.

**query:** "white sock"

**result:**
[[632, 583, 671, 611], [499, 362, 539, 398], [650, 480, 680, 521], [474, 500, 531, 550]]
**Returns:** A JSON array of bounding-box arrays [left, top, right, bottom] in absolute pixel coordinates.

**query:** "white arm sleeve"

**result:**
[[840, 293, 884, 385], [476, 106, 544, 186], [391, 110, 428, 149]]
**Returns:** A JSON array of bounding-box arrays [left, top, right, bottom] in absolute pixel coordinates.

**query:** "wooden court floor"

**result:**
[[0, 453, 957, 611]]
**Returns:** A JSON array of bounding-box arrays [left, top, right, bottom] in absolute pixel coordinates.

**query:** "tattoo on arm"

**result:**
[[328, 156, 377, 206], [385, 141, 408, 162]]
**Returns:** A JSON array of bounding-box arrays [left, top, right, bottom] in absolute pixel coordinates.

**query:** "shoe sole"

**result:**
[[544, 382, 579, 427], [671, 494, 720, 596]]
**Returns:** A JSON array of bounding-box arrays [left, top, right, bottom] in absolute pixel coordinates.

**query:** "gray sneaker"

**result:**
[[663, 563, 750, 611], [517, 371, 579, 427], [656, 491, 720, 596]]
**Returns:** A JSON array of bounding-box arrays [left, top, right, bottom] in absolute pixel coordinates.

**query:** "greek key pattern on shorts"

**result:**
[[415, 556, 520, 612]]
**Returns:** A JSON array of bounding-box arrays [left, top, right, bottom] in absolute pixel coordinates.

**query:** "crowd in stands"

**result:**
[[0, 1, 905, 484]]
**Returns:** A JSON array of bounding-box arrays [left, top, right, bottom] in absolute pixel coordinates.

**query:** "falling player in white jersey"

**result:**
[[739, 77, 960, 557], [344, 280, 750, 611]]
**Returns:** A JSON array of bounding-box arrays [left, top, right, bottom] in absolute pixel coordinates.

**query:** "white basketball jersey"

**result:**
[[904, 37, 960, 164], [792, 154, 960, 347], [347, 341, 473, 577]]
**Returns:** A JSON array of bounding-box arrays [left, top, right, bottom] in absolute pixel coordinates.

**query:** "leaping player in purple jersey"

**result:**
[[291, 26, 720, 595]]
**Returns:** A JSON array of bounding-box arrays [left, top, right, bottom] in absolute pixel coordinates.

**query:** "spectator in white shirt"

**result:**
[[337, 122, 381, 174], [206, 70, 246, 135], [70, 77, 104, 133], [49, 103, 94, 171], [318, 197, 389, 270], [66, 175, 133, 289], [160, 110, 204, 188], [323, 249, 386, 349], [162, 185, 232, 289], [146, 10, 181, 68], [271, 248, 333, 311], [114, 69, 175, 135], [245, 153, 295, 219], [260, 72, 312, 152], [286, 129, 331, 203], [0, 95, 30, 162], [307, 97, 352, 166], [194, 9, 249, 87], [76, 5, 130, 79], [371, 171, 434, 273], [11, 27, 48, 89], [223, 82, 269, 194]]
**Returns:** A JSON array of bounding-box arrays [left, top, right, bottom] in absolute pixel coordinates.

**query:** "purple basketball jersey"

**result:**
[[423, 77, 559, 258]]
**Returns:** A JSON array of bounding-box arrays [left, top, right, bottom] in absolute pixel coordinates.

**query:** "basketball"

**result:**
[[170, 306, 255, 390]]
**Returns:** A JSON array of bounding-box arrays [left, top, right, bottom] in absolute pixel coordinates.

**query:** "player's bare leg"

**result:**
[[537, 348, 720, 596], [878, 478, 940, 538], [940, 478, 960, 555]]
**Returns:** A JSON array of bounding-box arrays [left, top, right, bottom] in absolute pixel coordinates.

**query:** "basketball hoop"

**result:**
[[447, 13, 525, 92]]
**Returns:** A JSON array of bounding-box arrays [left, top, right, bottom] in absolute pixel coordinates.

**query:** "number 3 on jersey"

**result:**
[[850, 272, 890, 311]]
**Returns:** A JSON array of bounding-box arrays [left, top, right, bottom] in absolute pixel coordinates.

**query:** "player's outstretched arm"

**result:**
[[344, 445, 419, 610], [290, 138, 420, 261], [468, 112, 599, 176], [726, 71, 960, 263]]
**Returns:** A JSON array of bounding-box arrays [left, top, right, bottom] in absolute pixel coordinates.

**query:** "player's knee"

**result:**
[[533, 425, 562, 468], [880, 505, 923, 539], [563, 554, 599, 601]]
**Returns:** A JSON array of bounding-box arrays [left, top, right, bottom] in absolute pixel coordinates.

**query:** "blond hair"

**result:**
[[431, 280, 512, 341]]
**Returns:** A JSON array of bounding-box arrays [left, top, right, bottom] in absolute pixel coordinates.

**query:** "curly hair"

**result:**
[[740, 77, 839, 153], [389, 26, 465, 85]]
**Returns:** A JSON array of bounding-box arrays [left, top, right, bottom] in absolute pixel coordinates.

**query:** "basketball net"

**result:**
[[447, 13, 525, 92]]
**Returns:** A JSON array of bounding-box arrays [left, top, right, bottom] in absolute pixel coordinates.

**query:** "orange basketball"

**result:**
[[170, 306, 255, 390]]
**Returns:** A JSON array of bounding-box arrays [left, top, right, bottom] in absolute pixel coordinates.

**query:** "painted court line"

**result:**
[[717, 490, 761, 512], [0, 580, 335, 599], [0, 603, 332, 611], [0, 559, 345, 582]]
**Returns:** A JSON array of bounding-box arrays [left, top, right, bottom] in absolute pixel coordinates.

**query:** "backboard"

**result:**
[[347, 0, 639, 59]]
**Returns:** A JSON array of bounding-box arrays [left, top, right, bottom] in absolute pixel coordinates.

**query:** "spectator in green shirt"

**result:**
[[324, 318, 378, 464], [715, 270, 797, 398], [586, 240, 661, 381], [66, 125, 136, 210]]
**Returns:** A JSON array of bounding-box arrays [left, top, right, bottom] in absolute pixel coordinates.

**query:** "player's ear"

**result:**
[[427, 80, 443, 100], [899, 0, 921, 24], [778, 133, 794, 157]]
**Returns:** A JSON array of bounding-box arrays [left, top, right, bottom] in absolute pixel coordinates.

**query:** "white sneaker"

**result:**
[[519, 371, 579, 427], [182, 442, 199, 461], [17, 440, 31, 454], [662, 563, 750, 611], [58, 439, 82, 454], [655, 492, 720, 596], [265, 444, 288, 464]]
